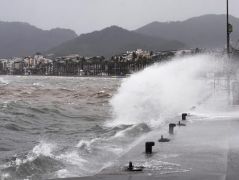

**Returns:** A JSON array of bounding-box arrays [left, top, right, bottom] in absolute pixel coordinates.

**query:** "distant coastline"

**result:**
[[0, 49, 201, 77]]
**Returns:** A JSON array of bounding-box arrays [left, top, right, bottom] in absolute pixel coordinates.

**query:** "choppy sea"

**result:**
[[0, 54, 234, 180], [0, 76, 139, 179]]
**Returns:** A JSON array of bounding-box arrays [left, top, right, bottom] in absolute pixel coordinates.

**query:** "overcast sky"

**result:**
[[0, 0, 238, 35]]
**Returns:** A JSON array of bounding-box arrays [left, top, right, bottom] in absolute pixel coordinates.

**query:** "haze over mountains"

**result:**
[[0, 21, 77, 58], [1, 14, 239, 58]]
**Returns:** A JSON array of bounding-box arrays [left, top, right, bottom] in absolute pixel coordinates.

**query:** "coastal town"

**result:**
[[0, 48, 201, 76]]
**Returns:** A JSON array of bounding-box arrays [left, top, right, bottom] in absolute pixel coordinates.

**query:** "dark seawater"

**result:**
[[0, 76, 151, 180]]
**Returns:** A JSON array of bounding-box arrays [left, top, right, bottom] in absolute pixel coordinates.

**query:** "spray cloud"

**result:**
[[109, 54, 222, 127]]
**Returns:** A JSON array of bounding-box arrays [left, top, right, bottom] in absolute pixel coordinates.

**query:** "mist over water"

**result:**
[[0, 54, 236, 180]]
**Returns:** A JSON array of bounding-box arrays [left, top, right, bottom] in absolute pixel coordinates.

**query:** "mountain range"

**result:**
[[1, 14, 239, 58], [136, 14, 239, 49], [48, 26, 185, 57], [47, 14, 239, 57], [0, 21, 77, 58]]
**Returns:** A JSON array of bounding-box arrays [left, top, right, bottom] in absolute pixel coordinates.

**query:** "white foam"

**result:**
[[0, 172, 11, 180], [33, 82, 44, 87], [76, 139, 97, 151], [11, 141, 56, 167], [0, 77, 9, 85], [108, 54, 219, 128], [55, 169, 71, 178], [31, 141, 56, 157], [56, 150, 87, 166]]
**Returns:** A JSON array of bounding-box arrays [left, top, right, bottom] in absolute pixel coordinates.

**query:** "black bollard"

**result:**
[[177, 121, 186, 126], [169, 123, 176, 134], [126, 161, 144, 171], [145, 142, 155, 154], [182, 113, 188, 121], [128, 162, 133, 171], [158, 135, 170, 142]]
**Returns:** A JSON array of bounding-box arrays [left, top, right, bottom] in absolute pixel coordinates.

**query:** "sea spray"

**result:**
[[108, 54, 221, 128]]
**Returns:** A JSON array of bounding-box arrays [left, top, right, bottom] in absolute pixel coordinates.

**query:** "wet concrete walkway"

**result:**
[[50, 118, 239, 180]]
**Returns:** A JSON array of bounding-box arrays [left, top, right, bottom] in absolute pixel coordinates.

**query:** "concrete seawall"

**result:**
[[50, 118, 239, 180]]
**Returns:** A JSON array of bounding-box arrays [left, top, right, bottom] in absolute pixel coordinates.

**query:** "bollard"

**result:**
[[177, 121, 186, 126], [127, 161, 144, 171], [158, 135, 170, 142], [169, 123, 176, 134], [145, 142, 155, 154], [128, 162, 133, 171], [182, 113, 188, 121]]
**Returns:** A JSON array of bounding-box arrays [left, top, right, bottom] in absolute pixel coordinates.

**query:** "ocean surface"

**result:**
[[0, 54, 234, 180], [0, 76, 132, 179]]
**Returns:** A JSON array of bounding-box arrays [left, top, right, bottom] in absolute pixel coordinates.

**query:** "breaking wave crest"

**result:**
[[0, 122, 151, 179], [108, 54, 220, 128]]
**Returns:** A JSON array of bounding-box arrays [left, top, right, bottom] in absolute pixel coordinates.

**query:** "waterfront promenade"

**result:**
[[51, 117, 239, 180]]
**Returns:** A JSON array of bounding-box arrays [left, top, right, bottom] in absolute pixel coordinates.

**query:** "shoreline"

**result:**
[[0, 74, 127, 79]]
